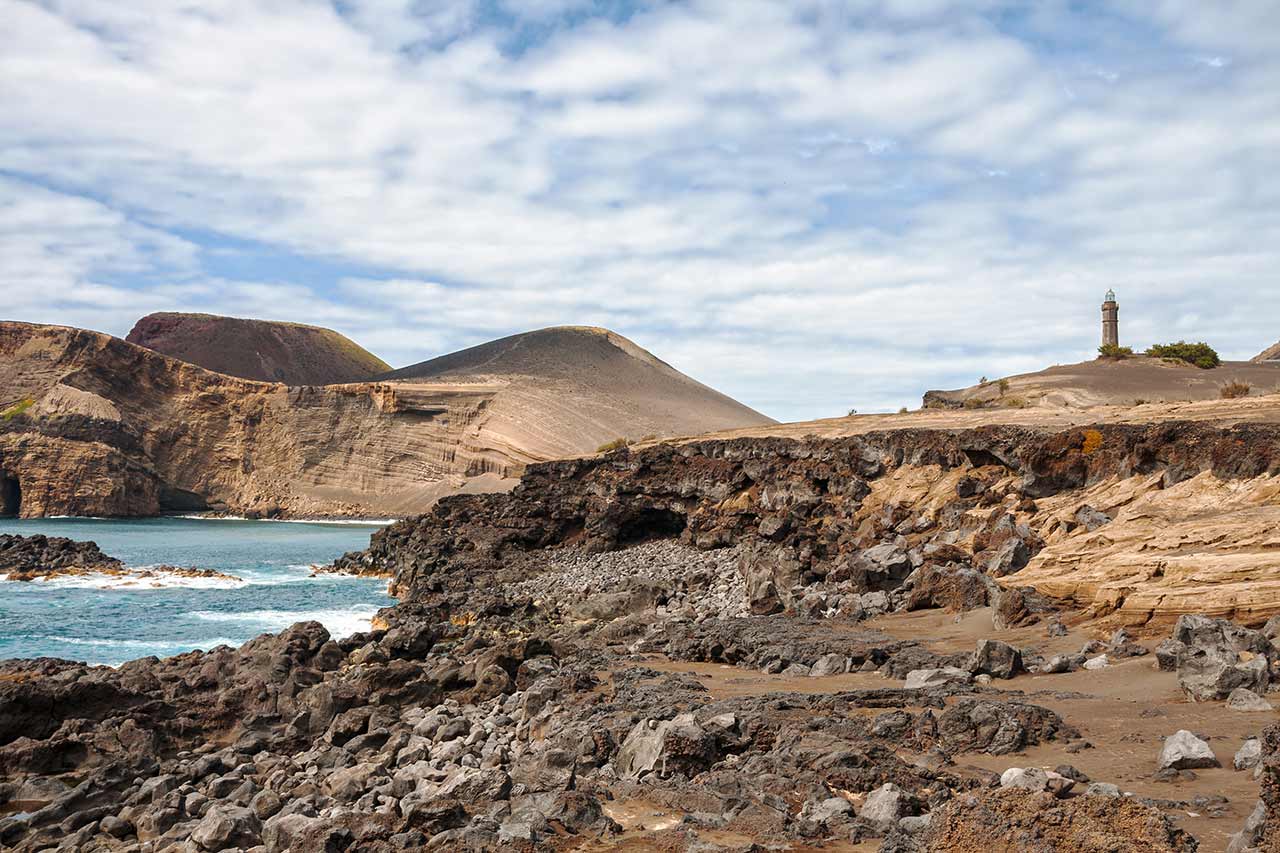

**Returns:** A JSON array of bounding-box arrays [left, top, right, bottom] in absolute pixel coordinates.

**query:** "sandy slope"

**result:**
[[379, 326, 775, 460], [924, 356, 1280, 410], [126, 312, 391, 385]]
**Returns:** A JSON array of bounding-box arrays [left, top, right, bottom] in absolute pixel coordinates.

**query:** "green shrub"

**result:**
[[1002, 396, 1029, 409], [595, 437, 631, 453], [898, 406, 909, 414], [962, 398, 988, 410], [1220, 381, 1251, 399], [1097, 344, 1134, 359], [997, 378, 1010, 396], [1146, 341, 1220, 369], [1, 398, 34, 422]]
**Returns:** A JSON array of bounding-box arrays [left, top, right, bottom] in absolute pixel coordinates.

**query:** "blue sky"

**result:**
[[3, 0, 1279, 421]]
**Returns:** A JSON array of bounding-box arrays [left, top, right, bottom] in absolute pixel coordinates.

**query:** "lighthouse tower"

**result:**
[[1101, 289, 1119, 349]]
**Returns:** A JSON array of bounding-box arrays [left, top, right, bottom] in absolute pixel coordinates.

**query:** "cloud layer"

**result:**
[[3, 0, 1279, 420]]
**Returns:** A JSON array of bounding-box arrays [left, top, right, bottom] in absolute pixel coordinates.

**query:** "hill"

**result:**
[[0, 322, 771, 518], [921, 356, 1280, 411], [125, 312, 390, 385], [378, 326, 773, 458], [1254, 341, 1280, 363]]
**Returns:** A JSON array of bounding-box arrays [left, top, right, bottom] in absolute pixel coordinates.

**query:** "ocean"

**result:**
[[0, 517, 395, 666]]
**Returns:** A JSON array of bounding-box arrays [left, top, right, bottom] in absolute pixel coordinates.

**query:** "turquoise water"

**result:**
[[0, 517, 394, 666]]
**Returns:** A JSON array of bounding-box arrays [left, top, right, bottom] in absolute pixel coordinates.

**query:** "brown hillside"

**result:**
[[126, 312, 390, 385], [922, 356, 1280, 410], [1254, 341, 1280, 363], [378, 326, 775, 458]]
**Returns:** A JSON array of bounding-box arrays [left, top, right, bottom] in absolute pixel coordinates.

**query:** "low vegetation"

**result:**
[[595, 437, 631, 453], [1220, 381, 1251, 399], [1145, 341, 1220, 369], [1, 398, 34, 422], [1097, 343, 1134, 359]]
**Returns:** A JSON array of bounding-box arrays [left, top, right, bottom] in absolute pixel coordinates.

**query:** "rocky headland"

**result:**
[[5, 409, 1280, 849]]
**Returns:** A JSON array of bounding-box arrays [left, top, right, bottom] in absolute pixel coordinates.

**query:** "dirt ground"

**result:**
[[614, 606, 1268, 849]]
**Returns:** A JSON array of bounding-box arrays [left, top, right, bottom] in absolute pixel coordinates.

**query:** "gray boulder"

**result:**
[[1227, 687, 1274, 712], [999, 767, 1048, 791], [859, 783, 909, 832], [616, 714, 716, 779], [1169, 614, 1272, 701], [810, 653, 848, 677], [1227, 799, 1266, 853], [1157, 730, 1220, 771], [1085, 782, 1122, 797], [1180, 650, 1267, 702], [967, 639, 1024, 679], [903, 667, 972, 690], [1234, 738, 1263, 771], [1155, 638, 1185, 672], [191, 804, 261, 851]]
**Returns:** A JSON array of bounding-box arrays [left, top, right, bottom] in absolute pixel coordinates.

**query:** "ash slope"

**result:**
[[379, 326, 775, 456], [126, 312, 391, 386]]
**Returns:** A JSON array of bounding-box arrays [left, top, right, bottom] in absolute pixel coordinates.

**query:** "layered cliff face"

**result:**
[[343, 416, 1280, 629], [0, 322, 773, 518], [125, 312, 391, 385]]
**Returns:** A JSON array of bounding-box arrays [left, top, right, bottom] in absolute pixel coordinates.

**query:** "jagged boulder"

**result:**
[[615, 714, 716, 779], [1157, 730, 1219, 771], [1166, 615, 1272, 701], [967, 639, 1024, 679], [938, 699, 1075, 755]]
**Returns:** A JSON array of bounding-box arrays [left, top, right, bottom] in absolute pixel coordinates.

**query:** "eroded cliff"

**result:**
[[0, 322, 768, 518], [342, 417, 1280, 629]]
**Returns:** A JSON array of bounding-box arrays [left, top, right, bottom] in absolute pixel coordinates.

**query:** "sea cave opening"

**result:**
[[0, 475, 20, 517]]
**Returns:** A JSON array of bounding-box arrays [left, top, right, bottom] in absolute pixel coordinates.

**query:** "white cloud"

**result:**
[[2, 0, 1279, 420]]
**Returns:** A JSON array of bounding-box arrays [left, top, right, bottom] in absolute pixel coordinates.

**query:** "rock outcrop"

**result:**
[[0, 533, 121, 577], [0, 322, 772, 518], [883, 788, 1197, 852], [126, 312, 391, 385], [335, 418, 1280, 627]]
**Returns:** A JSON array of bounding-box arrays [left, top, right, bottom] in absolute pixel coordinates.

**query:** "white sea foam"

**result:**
[[4, 568, 247, 590], [47, 636, 242, 650], [191, 604, 381, 638], [174, 515, 394, 526]]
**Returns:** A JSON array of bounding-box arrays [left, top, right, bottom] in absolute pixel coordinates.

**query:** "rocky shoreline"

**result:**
[[0, 534, 242, 586], [4, 417, 1280, 849]]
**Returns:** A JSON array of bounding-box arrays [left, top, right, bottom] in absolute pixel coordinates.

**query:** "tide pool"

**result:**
[[0, 516, 394, 666]]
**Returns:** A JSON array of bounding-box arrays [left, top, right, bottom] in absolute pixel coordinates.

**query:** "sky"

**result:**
[[3, 1, 1279, 422]]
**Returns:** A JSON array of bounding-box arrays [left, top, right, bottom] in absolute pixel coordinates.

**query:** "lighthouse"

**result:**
[[1101, 289, 1119, 349]]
